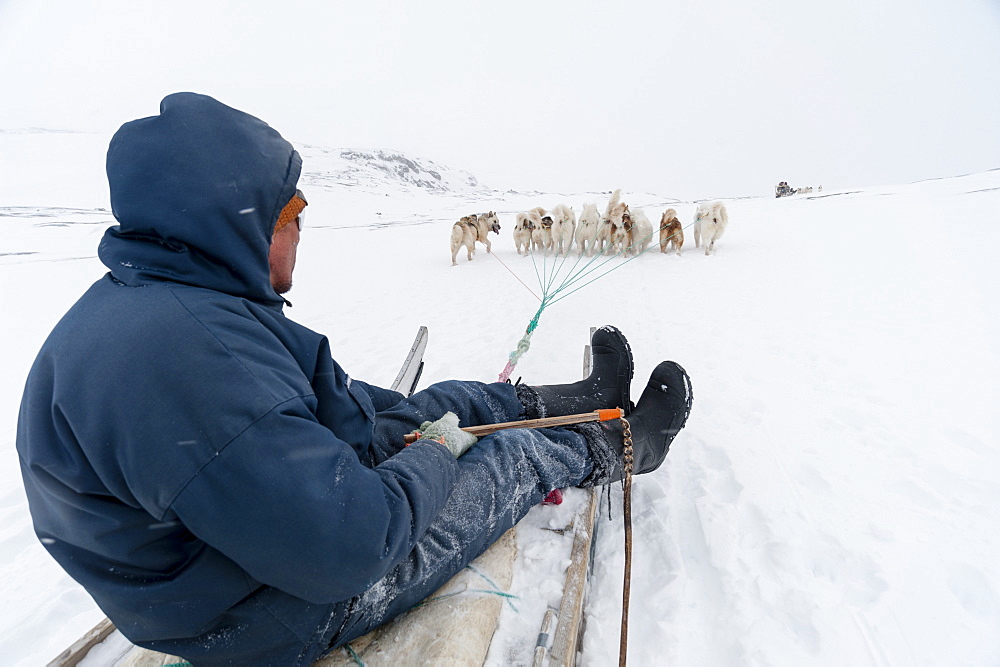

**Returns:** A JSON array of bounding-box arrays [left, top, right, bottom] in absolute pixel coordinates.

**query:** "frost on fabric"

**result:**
[[338, 422, 591, 645], [194, 623, 243, 654], [514, 383, 544, 420]]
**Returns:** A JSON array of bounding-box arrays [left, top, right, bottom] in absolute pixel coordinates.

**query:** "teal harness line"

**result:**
[[497, 219, 695, 381]]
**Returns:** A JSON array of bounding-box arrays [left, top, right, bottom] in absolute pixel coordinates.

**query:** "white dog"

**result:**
[[593, 218, 615, 256], [549, 203, 576, 255], [575, 203, 600, 256], [450, 211, 501, 265], [693, 201, 728, 255]]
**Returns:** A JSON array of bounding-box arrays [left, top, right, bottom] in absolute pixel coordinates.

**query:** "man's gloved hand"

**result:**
[[413, 411, 478, 458]]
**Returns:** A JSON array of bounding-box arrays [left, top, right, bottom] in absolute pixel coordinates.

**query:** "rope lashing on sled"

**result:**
[[344, 643, 365, 666], [342, 565, 521, 666], [411, 564, 520, 612], [413, 587, 520, 611]]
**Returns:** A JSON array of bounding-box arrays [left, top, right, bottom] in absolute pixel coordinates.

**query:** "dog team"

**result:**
[[450, 191, 729, 265]]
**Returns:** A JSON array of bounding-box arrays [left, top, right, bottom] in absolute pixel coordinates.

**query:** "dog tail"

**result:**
[[450, 221, 465, 245], [604, 189, 621, 219]]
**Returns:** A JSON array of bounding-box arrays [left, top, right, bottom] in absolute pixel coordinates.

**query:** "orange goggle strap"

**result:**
[[274, 192, 307, 235]]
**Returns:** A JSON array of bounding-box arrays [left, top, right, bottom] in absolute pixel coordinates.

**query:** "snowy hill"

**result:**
[[1, 130, 998, 665], [299, 144, 486, 194]]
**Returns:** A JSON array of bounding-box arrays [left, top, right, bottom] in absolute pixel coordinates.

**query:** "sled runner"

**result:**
[[51, 328, 604, 666], [389, 325, 427, 396]]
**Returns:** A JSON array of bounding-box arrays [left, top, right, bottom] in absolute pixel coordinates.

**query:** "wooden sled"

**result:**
[[51, 328, 603, 666]]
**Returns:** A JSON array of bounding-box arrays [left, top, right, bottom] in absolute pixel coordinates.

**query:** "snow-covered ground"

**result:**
[[1, 129, 998, 665]]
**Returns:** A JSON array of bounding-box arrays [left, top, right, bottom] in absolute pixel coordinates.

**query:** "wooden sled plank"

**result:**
[[48, 617, 116, 667], [548, 488, 599, 665], [318, 528, 517, 665]]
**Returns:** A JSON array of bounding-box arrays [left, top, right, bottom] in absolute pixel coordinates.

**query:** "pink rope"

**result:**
[[489, 251, 541, 302], [497, 359, 516, 383]]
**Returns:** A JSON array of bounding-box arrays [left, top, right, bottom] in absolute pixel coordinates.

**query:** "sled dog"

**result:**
[[693, 201, 728, 255], [621, 206, 653, 257], [536, 215, 554, 254], [605, 190, 627, 255], [450, 211, 501, 265], [659, 208, 684, 256], [575, 203, 600, 256], [529, 207, 550, 254], [514, 210, 541, 255], [593, 217, 618, 256], [549, 203, 576, 255], [593, 189, 626, 255]]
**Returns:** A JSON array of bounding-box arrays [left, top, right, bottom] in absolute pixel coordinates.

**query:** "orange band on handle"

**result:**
[[597, 408, 624, 421]]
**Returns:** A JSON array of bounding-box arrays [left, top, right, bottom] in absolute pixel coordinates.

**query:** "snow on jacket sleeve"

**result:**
[[169, 398, 459, 604]]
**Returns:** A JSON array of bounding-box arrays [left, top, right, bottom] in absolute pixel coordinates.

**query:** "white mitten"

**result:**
[[413, 411, 478, 458]]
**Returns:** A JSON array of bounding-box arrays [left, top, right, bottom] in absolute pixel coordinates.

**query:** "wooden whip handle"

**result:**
[[402, 408, 623, 445]]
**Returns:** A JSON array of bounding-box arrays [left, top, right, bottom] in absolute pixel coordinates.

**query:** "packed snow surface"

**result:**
[[1, 130, 997, 665]]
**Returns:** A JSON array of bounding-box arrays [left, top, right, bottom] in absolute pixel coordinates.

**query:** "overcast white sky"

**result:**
[[2, 0, 998, 199]]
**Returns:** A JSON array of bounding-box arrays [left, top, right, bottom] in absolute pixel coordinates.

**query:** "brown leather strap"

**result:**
[[619, 417, 634, 667]]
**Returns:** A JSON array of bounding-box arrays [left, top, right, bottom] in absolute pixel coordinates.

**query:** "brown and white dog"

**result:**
[[514, 210, 541, 255], [450, 211, 501, 265], [693, 201, 728, 255], [535, 214, 554, 254], [594, 189, 626, 255], [530, 207, 551, 254], [621, 205, 653, 257], [659, 208, 684, 256]]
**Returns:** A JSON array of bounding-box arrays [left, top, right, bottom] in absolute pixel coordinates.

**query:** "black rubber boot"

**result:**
[[515, 326, 634, 419], [577, 360, 693, 486]]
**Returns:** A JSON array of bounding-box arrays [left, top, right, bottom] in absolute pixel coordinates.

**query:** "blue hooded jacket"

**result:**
[[16, 93, 465, 663]]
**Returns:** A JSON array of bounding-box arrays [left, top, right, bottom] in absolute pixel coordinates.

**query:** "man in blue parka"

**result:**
[[17, 93, 692, 665]]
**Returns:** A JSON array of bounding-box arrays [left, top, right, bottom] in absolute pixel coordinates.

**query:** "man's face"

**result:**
[[268, 216, 300, 294]]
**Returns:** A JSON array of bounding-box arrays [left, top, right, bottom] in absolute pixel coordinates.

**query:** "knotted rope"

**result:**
[[497, 304, 545, 382]]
